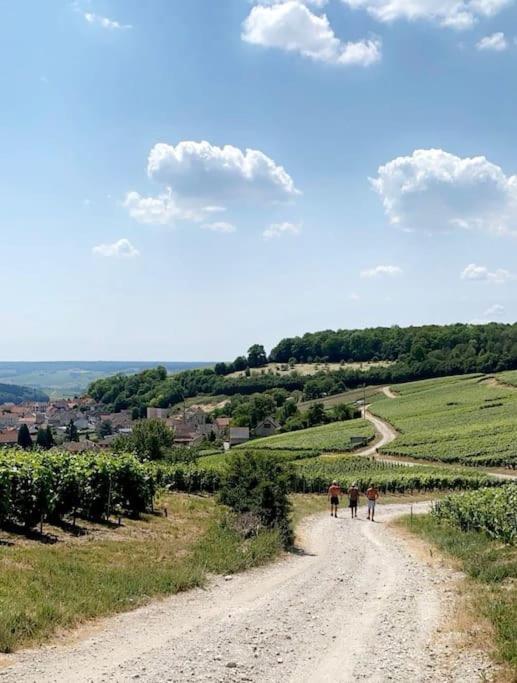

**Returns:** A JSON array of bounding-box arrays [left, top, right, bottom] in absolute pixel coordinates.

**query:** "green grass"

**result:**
[[241, 418, 374, 452], [0, 494, 281, 653], [398, 514, 516, 673], [370, 374, 517, 466]]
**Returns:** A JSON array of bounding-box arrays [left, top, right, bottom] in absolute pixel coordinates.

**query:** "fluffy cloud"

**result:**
[[124, 191, 182, 225], [484, 303, 505, 317], [476, 31, 508, 50], [242, 1, 381, 67], [92, 239, 139, 258], [460, 263, 514, 283], [263, 221, 301, 238], [341, 0, 511, 29], [371, 149, 517, 235], [147, 141, 299, 203], [201, 221, 237, 233], [83, 12, 131, 30], [360, 264, 402, 278]]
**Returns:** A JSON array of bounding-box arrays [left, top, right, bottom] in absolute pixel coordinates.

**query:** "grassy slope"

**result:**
[[397, 514, 516, 674], [370, 374, 517, 464], [240, 418, 374, 451], [0, 494, 280, 653]]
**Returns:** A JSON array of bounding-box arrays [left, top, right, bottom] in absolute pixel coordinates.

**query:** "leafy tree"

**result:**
[[306, 403, 328, 427], [36, 427, 49, 450], [247, 344, 267, 368], [219, 452, 293, 547], [45, 426, 54, 449], [97, 420, 113, 438], [17, 423, 33, 450], [131, 419, 175, 460], [233, 356, 248, 372], [65, 419, 79, 442]]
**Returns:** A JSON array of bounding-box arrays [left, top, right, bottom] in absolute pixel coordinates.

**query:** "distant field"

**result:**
[[237, 418, 374, 452], [370, 374, 517, 466], [227, 360, 392, 379], [0, 361, 214, 398]]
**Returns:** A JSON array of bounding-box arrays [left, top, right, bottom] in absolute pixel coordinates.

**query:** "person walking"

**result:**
[[328, 480, 341, 518], [366, 483, 379, 521], [348, 482, 360, 518]]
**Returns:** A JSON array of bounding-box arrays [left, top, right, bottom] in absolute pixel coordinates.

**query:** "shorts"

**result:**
[[367, 499, 376, 511], [330, 496, 339, 506], [349, 499, 358, 508]]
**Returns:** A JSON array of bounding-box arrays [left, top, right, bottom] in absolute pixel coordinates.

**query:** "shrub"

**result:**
[[219, 452, 293, 547]]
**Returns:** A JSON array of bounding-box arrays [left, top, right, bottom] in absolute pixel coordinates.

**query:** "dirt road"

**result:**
[[0, 503, 493, 683]]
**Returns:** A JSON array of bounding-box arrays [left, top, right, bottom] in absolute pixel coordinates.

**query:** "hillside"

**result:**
[[370, 373, 517, 467], [0, 382, 48, 404], [87, 323, 517, 412], [0, 361, 213, 399]]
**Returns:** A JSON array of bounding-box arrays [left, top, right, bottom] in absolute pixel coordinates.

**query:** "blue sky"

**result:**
[[1, 0, 517, 361]]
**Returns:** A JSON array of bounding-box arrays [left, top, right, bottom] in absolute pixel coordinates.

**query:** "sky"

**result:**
[[1, 0, 517, 361]]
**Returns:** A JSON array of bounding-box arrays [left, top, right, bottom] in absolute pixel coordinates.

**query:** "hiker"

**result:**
[[366, 483, 379, 521], [348, 482, 360, 518], [328, 480, 341, 518]]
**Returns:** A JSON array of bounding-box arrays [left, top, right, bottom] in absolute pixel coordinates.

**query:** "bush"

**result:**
[[219, 452, 293, 547]]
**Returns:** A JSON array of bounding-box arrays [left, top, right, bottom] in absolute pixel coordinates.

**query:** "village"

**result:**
[[0, 397, 281, 452]]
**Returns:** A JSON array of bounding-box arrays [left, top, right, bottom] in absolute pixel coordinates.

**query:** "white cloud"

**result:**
[[371, 149, 517, 235], [348, 292, 361, 300], [263, 221, 301, 239], [242, 1, 381, 67], [92, 239, 139, 258], [360, 264, 402, 278], [147, 140, 299, 203], [484, 303, 505, 317], [476, 31, 507, 50], [201, 221, 237, 233], [83, 12, 131, 30], [342, 0, 511, 29], [124, 190, 185, 225], [460, 263, 514, 283]]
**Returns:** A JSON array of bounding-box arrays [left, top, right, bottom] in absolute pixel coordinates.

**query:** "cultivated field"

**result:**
[[370, 374, 517, 467], [237, 418, 374, 451]]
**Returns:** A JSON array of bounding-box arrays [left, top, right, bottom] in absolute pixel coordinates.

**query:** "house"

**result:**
[[99, 411, 133, 432], [61, 440, 100, 454], [214, 417, 230, 437], [254, 417, 280, 438], [229, 427, 250, 447], [172, 423, 204, 447], [147, 407, 169, 420], [0, 429, 18, 446]]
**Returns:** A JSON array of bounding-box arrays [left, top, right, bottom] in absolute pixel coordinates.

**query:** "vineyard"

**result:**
[[0, 450, 155, 530], [237, 418, 374, 452], [0, 444, 505, 532], [288, 456, 500, 494], [433, 484, 517, 544], [370, 374, 517, 467]]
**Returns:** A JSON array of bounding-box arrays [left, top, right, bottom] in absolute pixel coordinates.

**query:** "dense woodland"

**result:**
[[0, 383, 48, 405], [87, 323, 517, 412]]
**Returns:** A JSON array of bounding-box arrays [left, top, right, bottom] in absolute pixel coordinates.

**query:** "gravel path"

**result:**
[[0, 503, 494, 683]]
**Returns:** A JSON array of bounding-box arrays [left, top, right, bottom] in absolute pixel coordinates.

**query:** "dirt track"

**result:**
[[0, 503, 494, 683]]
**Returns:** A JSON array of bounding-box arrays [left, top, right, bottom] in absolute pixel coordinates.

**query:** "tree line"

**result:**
[[87, 323, 517, 412]]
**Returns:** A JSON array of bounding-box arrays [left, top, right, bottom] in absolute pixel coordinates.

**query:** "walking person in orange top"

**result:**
[[328, 480, 342, 518], [366, 483, 379, 521]]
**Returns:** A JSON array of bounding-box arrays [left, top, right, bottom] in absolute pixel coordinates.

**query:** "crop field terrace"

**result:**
[[236, 417, 374, 452], [370, 374, 517, 467]]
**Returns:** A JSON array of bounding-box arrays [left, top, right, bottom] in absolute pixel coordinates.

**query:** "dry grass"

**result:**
[[395, 514, 517, 679], [0, 494, 281, 653], [228, 361, 392, 379]]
